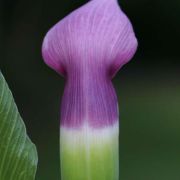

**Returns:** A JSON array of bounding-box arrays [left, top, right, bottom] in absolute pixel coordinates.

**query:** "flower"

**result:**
[[42, 0, 137, 179]]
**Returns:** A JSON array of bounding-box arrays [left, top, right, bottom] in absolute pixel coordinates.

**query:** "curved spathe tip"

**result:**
[[42, 0, 138, 78]]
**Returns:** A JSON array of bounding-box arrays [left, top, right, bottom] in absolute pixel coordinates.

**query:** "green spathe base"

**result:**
[[60, 123, 119, 180]]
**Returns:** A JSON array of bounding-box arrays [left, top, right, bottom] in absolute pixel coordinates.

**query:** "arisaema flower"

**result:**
[[42, 0, 137, 179]]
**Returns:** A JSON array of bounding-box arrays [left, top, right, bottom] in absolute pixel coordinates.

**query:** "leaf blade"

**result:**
[[0, 72, 38, 180]]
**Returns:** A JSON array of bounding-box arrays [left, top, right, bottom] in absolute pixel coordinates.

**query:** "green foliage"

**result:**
[[0, 72, 38, 180]]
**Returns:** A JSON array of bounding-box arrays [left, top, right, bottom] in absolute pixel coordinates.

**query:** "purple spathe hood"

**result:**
[[42, 0, 138, 128]]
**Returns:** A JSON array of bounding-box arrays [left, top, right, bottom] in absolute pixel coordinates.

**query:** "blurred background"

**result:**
[[1, 0, 180, 179]]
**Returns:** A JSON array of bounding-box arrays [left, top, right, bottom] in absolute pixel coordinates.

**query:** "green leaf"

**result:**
[[0, 72, 38, 180]]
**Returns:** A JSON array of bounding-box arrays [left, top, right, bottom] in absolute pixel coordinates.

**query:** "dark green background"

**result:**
[[1, 0, 180, 179]]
